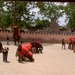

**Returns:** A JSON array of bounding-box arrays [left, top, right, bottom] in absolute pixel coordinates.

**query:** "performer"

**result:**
[[16, 41, 23, 62], [31, 39, 36, 53]]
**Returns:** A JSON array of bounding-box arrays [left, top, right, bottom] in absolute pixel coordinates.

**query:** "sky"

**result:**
[[30, 7, 68, 26], [30, 2, 68, 26], [3, 2, 68, 26], [57, 15, 68, 26]]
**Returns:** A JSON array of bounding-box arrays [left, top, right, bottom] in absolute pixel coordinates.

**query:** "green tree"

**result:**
[[64, 2, 75, 29], [37, 2, 64, 22], [0, 1, 35, 29], [34, 18, 50, 30], [0, 1, 67, 30], [0, 1, 5, 27]]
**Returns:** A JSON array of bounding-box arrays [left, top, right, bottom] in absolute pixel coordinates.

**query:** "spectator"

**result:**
[[6, 35, 9, 45], [62, 38, 66, 49], [2, 46, 9, 62]]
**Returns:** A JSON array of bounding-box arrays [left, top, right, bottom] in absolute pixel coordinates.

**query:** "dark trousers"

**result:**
[[0, 48, 2, 53], [3, 53, 8, 61], [32, 47, 36, 53], [62, 44, 66, 49], [18, 53, 22, 62], [7, 40, 9, 45]]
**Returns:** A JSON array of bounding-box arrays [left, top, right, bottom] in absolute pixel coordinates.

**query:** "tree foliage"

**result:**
[[63, 2, 75, 28], [0, 1, 35, 29], [1, 1, 75, 30], [34, 18, 50, 30], [37, 2, 64, 22]]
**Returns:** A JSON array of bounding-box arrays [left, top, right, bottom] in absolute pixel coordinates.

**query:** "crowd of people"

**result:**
[[16, 39, 43, 63], [0, 37, 75, 63], [1, 25, 75, 63], [0, 38, 43, 63], [0, 25, 43, 63]]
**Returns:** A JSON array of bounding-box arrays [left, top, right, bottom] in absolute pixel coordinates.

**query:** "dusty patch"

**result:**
[[0, 42, 75, 75]]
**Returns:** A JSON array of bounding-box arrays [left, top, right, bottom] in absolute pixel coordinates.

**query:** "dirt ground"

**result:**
[[0, 41, 75, 75]]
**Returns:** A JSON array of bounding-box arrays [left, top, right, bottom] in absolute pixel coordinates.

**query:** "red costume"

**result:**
[[14, 25, 18, 29], [18, 30, 21, 37], [21, 44, 33, 57], [37, 41, 42, 45], [16, 43, 34, 62], [25, 43, 32, 51]]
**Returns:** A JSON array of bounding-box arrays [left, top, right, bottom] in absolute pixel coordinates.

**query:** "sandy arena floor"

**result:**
[[0, 41, 75, 75]]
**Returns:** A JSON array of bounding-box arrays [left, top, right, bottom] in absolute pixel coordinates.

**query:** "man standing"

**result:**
[[31, 39, 36, 53], [16, 41, 24, 63], [6, 35, 9, 45], [62, 38, 66, 49]]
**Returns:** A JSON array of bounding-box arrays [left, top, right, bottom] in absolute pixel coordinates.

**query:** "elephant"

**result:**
[[30, 41, 43, 54], [68, 36, 75, 50], [19, 41, 43, 54], [13, 25, 21, 45], [35, 41, 43, 53], [15, 44, 34, 62]]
